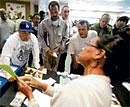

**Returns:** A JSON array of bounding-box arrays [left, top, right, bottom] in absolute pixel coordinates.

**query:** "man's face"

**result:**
[[32, 15, 40, 26], [49, 5, 59, 21], [77, 23, 89, 38], [116, 20, 126, 28], [99, 17, 109, 28], [61, 7, 69, 20], [19, 31, 30, 41], [0, 10, 7, 21]]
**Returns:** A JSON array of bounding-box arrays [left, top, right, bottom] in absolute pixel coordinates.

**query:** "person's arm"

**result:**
[[18, 79, 39, 107], [19, 76, 55, 97], [18, 79, 34, 100], [1, 34, 16, 79], [61, 22, 69, 50], [71, 54, 78, 70], [1, 36, 14, 65], [37, 20, 50, 54]]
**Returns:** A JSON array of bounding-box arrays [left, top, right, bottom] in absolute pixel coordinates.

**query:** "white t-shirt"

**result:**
[[1, 32, 40, 69], [68, 30, 98, 55], [29, 74, 112, 107]]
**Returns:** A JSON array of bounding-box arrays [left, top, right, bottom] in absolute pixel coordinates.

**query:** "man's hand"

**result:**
[[72, 62, 78, 70], [46, 49, 53, 56]]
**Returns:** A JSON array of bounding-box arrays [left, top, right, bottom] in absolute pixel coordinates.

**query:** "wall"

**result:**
[[0, 0, 30, 19]]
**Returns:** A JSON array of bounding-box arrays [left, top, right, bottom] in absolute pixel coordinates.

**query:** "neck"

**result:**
[[84, 65, 104, 75]]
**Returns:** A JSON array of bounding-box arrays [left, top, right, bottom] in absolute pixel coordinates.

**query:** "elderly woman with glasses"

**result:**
[[17, 34, 120, 107]]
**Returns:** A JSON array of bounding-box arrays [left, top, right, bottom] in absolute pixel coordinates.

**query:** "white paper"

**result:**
[[11, 66, 17, 72], [10, 91, 26, 107], [0, 69, 6, 78], [122, 82, 130, 91], [24, 89, 51, 107], [42, 68, 47, 74], [0, 66, 17, 78]]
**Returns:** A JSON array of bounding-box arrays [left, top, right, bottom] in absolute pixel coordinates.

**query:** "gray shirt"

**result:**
[[0, 19, 15, 41], [38, 18, 68, 55]]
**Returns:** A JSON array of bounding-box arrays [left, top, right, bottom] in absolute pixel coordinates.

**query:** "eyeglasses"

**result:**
[[86, 42, 98, 48], [82, 42, 98, 51]]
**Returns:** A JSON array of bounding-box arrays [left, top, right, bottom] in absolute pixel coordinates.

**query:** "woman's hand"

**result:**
[[18, 76, 48, 91], [17, 79, 34, 100]]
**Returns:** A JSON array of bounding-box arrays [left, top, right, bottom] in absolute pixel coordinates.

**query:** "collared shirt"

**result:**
[[38, 18, 68, 54]]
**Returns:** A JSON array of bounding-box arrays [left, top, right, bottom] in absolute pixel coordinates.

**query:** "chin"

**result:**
[[22, 39, 28, 41]]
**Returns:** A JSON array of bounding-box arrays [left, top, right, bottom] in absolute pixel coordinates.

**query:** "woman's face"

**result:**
[[78, 37, 99, 66]]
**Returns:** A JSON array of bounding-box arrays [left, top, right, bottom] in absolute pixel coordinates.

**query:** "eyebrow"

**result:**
[[88, 43, 98, 48]]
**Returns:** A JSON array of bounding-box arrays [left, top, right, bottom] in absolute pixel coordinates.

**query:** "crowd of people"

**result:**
[[0, 0, 130, 107]]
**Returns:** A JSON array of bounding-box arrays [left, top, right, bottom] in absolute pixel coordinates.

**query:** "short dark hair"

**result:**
[[78, 20, 89, 29], [117, 16, 129, 24], [32, 13, 40, 19], [39, 10, 45, 15], [48, 1, 60, 10]]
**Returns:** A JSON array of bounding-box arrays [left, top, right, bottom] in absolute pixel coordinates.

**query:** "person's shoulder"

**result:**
[[40, 18, 51, 26], [107, 24, 112, 30], [88, 30, 98, 37], [59, 18, 66, 24], [70, 34, 79, 40], [30, 33, 38, 41], [6, 32, 19, 42], [90, 23, 99, 28], [30, 33, 37, 38]]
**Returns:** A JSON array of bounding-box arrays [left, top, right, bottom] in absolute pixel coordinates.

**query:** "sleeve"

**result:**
[[67, 37, 75, 55], [37, 21, 50, 53], [1, 35, 15, 65], [31, 34, 40, 69], [0, 35, 17, 79], [28, 98, 39, 107], [61, 23, 69, 50], [44, 85, 56, 97]]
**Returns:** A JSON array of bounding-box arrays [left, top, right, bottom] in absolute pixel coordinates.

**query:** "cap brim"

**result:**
[[19, 29, 33, 33]]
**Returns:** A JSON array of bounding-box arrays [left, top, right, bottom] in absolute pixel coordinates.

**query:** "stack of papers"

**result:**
[[24, 77, 56, 107], [24, 89, 51, 107]]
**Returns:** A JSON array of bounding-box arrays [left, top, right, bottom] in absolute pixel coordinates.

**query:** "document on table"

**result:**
[[0, 66, 17, 78], [24, 89, 51, 107], [122, 82, 130, 91], [24, 77, 56, 107]]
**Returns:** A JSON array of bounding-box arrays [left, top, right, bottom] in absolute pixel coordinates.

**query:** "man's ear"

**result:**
[[94, 49, 105, 59]]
